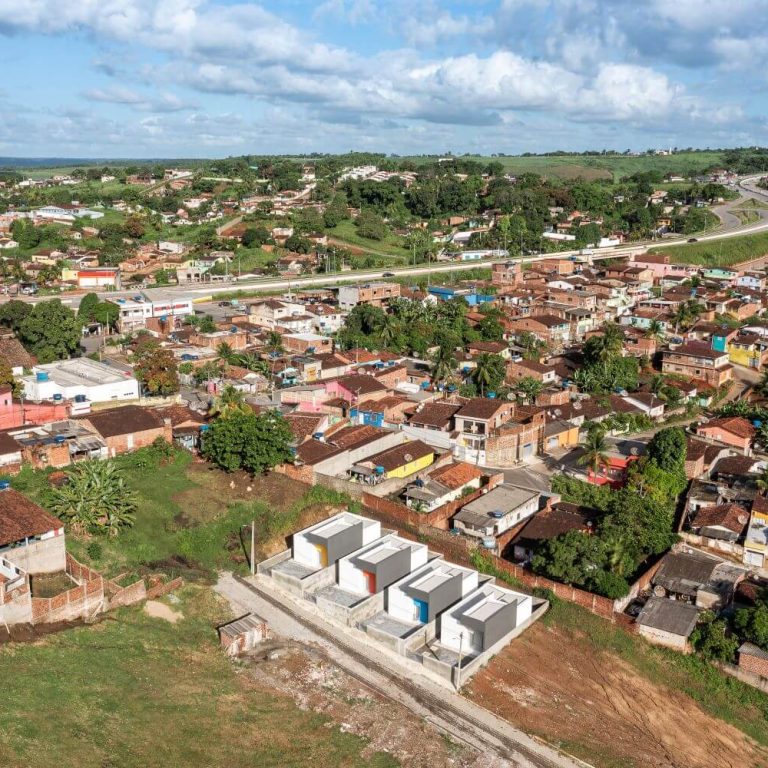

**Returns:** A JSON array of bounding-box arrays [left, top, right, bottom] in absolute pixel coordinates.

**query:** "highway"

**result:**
[[6, 174, 768, 310]]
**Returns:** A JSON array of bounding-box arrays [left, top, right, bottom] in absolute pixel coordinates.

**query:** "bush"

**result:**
[[86, 541, 103, 561]]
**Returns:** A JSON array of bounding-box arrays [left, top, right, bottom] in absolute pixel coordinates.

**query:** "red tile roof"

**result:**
[[691, 503, 750, 535], [428, 462, 484, 490], [699, 416, 756, 440], [0, 489, 62, 546]]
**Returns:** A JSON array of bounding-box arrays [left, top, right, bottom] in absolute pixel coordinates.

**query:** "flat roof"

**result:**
[[24, 358, 134, 387]]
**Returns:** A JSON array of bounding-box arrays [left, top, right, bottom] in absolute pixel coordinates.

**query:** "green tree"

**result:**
[[202, 408, 294, 474], [0, 358, 19, 396], [514, 376, 543, 404], [356, 210, 388, 240], [431, 344, 458, 385], [646, 427, 687, 476], [734, 603, 768, 650], [691, 612, 739, 662], [18, 300, 81, 363], [209, 384, 248, 417], [77, 292, 100, 322], [50, 460, 137, 537], [471, 353, 506, 396], [133, 340, 180, 396], [323, 193, 350, 228], [577, 425, 610, 475]]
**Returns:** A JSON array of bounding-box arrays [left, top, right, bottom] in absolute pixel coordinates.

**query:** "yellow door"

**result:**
[[314, 544, 328, 567]]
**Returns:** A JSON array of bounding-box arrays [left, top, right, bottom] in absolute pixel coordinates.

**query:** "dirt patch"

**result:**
[[144, 554, 209, 580], [173, 466, 310, 527], [29, 571, 76, 598], [239, 641, 504, 767], [465, 622, 768, 768], [144, 600, 183, 623], [0, 618, 90, 643]]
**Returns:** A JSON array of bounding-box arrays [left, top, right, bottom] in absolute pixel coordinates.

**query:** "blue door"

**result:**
[[413, 599, 428, 623]]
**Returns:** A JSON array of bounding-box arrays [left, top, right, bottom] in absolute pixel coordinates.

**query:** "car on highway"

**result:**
[[382, 271, 396, 277], [687, 238, 698, 243], [217, 300, 232, 307]]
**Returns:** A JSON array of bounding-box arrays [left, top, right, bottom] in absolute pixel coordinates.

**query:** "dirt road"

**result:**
[[214, 572, 585, 768]]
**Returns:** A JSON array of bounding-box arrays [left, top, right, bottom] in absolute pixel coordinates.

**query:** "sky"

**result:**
[[0, 0, 766, 158]]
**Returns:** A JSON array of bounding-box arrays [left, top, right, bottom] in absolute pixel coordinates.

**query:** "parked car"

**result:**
[[687, 238, 698, 243], [382, 271, 396, 277]]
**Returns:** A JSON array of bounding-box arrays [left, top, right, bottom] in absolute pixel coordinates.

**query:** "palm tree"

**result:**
[[577, 427, 610, 477], [209, 384, 247, 417], [644, 319, 665, 342], [515, 376, 543, 404], [266, 330, 283, 354], [379, 315, 400, 350], [472, 353, 501, 396], [757, 467, 768, 493], [756, 368, 768, 398], [50, 461, 137, 537], [216, 342, 236, 365], [431, 345, 457, 385], [599, 322, 624, 360]]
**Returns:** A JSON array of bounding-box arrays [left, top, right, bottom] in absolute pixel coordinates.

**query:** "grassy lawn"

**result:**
[[0, 586, 398, 768], [209, 247, 276, 275], [327, 220, 410, 261], [403, 152, 725, 182], [650, 231, 768, 267], [2, 447, 354, 580]]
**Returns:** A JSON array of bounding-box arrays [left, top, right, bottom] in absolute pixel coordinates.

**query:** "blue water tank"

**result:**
[[488, 391, 496, 399], [36, 371, 49, 382], [375, 465, 385, 475], [54, 435, 66, 444], [74, 394, 87, 403], [753, 420, 763, 428], [420, 381, 429, 389], [52, 393, 63, 402], [0, 481, 9, 491], [199, 424, 210, 432], [312, 432, 324, 440]]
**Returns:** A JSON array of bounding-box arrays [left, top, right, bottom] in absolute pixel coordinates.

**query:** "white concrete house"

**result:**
[[337, 535, 429, 596], [440, 582, 532, 654], [387, 559, 478, 625], [292, 512, 381, 570]]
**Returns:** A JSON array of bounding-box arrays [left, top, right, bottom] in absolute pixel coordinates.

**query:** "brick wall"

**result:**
[[105, 424, 173, 456], [31, 554, 105, 624], [275, 462, 315, 484], [739, 650, 768, 679]]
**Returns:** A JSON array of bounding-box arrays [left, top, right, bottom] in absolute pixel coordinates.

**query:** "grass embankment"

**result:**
[[4, 446, 353, 580], [403, 151, 725, 183], [0, 586, 398, 768], [650, 230, 768, 267], [327, 220, 410, 261]]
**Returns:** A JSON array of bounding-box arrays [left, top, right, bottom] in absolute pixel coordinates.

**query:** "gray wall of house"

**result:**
[[404, 573, 463, 621], [354, 547, 412, 592], [4, 536, 66, 575]]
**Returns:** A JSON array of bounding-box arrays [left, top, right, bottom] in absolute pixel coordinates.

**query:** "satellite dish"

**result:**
[[404, 453, 413, 462], [738, 514, 749, 525], [554, 409, 562, 417], [507, 392, 516, 401], [573, 402, 582, 410], [653, 585, 666, 597]]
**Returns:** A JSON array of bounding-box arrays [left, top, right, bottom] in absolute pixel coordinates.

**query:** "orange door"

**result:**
[[364, 571, 376, 593]]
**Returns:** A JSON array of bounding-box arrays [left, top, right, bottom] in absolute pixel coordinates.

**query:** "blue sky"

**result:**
[[0, 0, 765, 158]]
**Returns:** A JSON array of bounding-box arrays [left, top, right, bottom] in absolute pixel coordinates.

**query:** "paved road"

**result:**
[[214, 572, 588, 768], [7, 174, 768, 312]]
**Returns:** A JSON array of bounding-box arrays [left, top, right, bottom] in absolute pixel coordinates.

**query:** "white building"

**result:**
[[21, 359, 140, 404], [337, 535, 429, 596], [292, 512, 381, 570], [33, 204, 104, 221], [109, 295, 194, 333], [440, 582, 532, 655]]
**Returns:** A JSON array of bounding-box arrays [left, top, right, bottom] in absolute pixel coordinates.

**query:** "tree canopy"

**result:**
[[18, 300, 81, 363]]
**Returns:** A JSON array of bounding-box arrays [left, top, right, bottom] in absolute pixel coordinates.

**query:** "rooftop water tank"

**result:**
[[74, 394, 87, 403], [481, 537, 496, 549], [36, 371, 49, 382], [488, 391, 496, 399], [52, 393, 63, 402], [0, 481, 9, 491], [54, 435, 66, 444], [375, 465, 385, 475], [199, 424, 210, 432]]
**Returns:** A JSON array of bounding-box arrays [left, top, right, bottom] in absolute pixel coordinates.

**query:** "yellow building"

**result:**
[[351, 439, 434, 483], [542, 420, 580, 452], [728, 337, 768, 370], [744, 498, 768, 569]]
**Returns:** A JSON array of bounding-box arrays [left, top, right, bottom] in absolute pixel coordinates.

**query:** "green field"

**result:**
[[3, 445, 353, 580], [405, 152, 725, 183], [327, 220, 411, 261], [0, 587, 397, 768], [650, 231, 768, 267]]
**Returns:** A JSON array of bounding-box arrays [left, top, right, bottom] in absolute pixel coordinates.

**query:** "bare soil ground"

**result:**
[[240, 641, 508, 768], [465, 621, 768, 768], [143, 600, 183, 623], [29, 571, 76, 598]]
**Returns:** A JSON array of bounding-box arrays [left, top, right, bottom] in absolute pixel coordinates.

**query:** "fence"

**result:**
[[107, 573, 184, 609], [31, 554, 104, 624]]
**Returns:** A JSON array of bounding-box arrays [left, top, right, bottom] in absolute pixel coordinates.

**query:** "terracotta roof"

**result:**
[[0, 429, 21, 456], [456, 398, 508, 420], [0, 337, 34, 370], [467, 341, 507, 354], [512, 358, 554, 374], [691, 503, 750, 535], [699, 417, 756, 440], [711, 454, 758, 477], [80, 405, 166, 438], [0, 489, 62, 546], [428, 461, 484, 490], [667, 342, 726, 361], [527, 314, 568, 328], [284, 413, 324, 443], [751, 494, 768, 515], [158, 405, 206, 427], [409, 402, 461, 428], [335, 373, 387, 396], [295, 439, 341, 465], [327, 424, 383, 449], [514, 502, 598, 543]]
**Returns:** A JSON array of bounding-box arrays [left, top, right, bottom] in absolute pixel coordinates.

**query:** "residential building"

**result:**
[[744, 495, 768, 569], [696, 417, 755, 454], [21, 359, 140, 405], [338, 282, 400, 310], [661, 342, 733, 388], [79, 405, 173, 457], [453, 483, 541, 540]]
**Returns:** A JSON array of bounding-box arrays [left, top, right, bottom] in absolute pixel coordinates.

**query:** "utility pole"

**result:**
[[251, 519, 256, 576], [456, 631, 465, 691]]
